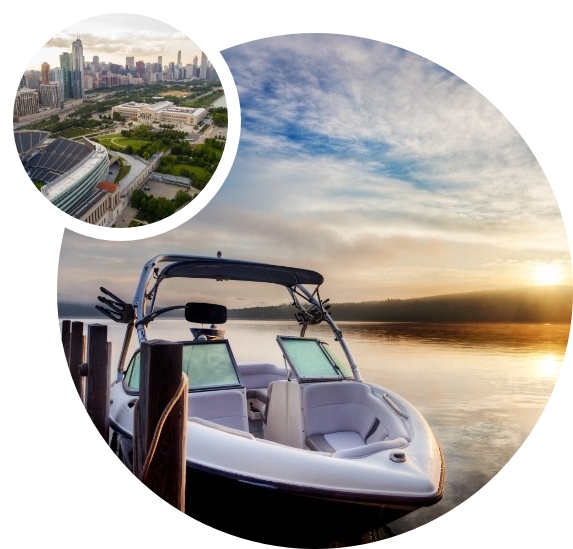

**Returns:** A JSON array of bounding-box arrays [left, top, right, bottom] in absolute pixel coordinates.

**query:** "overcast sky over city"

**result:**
[[26, 13, 203, 72], [58, 33, 571, 307]]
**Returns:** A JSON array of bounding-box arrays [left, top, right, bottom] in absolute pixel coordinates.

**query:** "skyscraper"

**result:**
[[41, 62, 50, 85], [72, 37, 85, 99], [199, 52, 208, 79], [60, 52, 73, 99], [126, 56, 134, 70], [49, 67, 65, 107], [177, 50, 181, 65]]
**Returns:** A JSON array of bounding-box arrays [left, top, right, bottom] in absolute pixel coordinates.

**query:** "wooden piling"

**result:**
[[134, 340, 187, 512], [85, 323, 110, 442], [61, 320, 71, 365], [61, 324, 187, 510], [69, 321, 84, 397]]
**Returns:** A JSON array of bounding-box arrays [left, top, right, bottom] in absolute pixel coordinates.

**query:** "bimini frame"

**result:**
[[98, 254, 362, 382]]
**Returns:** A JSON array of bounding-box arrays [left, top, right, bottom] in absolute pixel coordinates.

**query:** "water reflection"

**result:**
[[336, 321, 569, 539], [67, 318, 570, 545], [340, 321, 570, 352], [537, 354, 561, 377]]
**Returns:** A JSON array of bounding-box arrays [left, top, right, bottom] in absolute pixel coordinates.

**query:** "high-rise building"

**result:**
[[92, 55, 100, 71], [41, 62, 50, 85], [192, 55, 198, 78], [25, 71, 41, 89], [39, 83, 61, 108], [136, 60, 145, 76], [72, 37, 85, 99], [49, 67, 65, 107], [158, 56, 162, 67], [126, 56, 134, 70], [199, 52, 208, 79], [14, 88, 39, 117], [84, 74, 94, 91], [59, 52, 73, 99], [177, 50, 181, 65]]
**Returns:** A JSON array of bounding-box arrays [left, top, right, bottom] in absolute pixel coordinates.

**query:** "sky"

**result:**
[[25, 13, 204, 72], [58, 33, 572, 307]]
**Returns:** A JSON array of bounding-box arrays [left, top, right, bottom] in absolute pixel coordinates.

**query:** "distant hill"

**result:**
[[228, 286, 573, 323], [59, 286, 573, 324], [58, 302, 100, 318]]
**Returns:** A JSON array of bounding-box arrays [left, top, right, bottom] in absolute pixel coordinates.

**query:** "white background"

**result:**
[[1, 2, 571, 547]]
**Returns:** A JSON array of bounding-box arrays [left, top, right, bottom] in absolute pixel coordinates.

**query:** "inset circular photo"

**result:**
[[13, 13, 239, 240]]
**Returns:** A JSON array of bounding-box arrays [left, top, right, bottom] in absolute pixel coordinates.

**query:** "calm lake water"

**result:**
[[64, 317, 570, 543]]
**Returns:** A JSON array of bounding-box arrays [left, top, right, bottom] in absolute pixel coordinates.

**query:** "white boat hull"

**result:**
[[110, 379, 444, 538]]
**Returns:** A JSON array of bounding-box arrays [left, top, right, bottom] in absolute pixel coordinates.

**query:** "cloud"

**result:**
[[28, 14, 201, 70], [58, 34, 570, 306]]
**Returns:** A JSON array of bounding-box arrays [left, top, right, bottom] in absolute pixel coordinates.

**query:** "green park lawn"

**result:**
[[96, 134, 151, 150], [160, 161, 212, 183]]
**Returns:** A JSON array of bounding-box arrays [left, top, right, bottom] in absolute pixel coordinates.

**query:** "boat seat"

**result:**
[[188, 388, 249, 432], [259, 381, 276, 424], [301, 381, 409, 454], [237, 363, 288, 404]]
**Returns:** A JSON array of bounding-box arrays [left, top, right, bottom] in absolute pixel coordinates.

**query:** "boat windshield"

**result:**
[[123, 340, 243, 393], [277, 336, 353, 382]]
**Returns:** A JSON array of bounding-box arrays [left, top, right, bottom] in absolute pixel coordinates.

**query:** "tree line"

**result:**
[[58, 285, 572, 324], [228, 286, 573, 324]]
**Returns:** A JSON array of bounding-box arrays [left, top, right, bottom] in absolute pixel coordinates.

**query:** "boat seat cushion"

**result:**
[[301, 381, 409, 452], [188, 388, 248, 432], [237, 363, 288, 404], [307, 431, 365, 453]]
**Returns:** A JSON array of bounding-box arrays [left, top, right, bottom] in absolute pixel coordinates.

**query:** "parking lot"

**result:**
[[141, 180, 199, 200], [114, 181, 199, 228]]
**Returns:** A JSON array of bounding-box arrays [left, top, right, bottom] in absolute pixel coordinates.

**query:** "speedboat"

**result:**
[[100, 254, 445, 544]]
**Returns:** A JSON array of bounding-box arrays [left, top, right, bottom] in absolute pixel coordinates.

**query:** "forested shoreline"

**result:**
[[59, 286, 572, 323]]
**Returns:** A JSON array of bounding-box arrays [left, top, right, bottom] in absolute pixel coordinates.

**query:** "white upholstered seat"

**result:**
[[301, 381, 409, 454]]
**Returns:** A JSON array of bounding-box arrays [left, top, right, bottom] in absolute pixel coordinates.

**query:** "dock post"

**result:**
[[85, 323, 110, 442], [134, 340, 187, 512], [69, 321, 84, 398], [61, 320, 71, 365]]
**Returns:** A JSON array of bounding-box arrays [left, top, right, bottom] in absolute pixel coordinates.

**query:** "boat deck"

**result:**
[[248, 417, 264, 438]]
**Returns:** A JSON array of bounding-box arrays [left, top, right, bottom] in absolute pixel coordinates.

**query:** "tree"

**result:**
[[212, 112, 228, 127], [174, 190, 191, 208], [131, 189, 146, 209]]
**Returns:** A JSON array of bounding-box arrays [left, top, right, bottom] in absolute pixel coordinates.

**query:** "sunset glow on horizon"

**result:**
[[533, 263, 567, 287]]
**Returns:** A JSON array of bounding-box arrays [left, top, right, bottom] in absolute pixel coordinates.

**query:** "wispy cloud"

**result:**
[[27, 14, 201, 71], [58, 34, 571, 305]]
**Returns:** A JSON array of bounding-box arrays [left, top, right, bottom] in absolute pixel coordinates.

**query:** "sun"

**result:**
[[533, 263, 562, 286]]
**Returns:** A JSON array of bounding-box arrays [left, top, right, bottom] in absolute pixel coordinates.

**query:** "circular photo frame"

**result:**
[[13, 13, 240, 242]]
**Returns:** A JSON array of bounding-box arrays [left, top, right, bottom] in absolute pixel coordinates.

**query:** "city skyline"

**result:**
[[25, 13, 203, 72]]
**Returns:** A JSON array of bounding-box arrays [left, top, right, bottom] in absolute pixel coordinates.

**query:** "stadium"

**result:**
[[15, 131, 110, 214]]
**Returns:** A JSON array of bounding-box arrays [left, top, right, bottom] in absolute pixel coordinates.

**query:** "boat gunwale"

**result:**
[[108, 419, 445, 509]]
